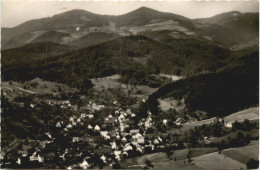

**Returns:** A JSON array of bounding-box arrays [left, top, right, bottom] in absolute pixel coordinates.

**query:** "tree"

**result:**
[[145, 159, 153, 168], [112, 162, 121, 169], [247, 159, 259, 169]]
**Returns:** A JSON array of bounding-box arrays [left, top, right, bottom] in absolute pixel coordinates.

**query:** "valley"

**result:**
[[1, 5, 259, 170]]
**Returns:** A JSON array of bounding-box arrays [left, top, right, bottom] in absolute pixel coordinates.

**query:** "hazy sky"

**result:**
[[2, 0, 259, 28]]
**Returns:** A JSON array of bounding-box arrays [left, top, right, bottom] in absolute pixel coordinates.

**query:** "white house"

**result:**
[[67, 124, 73, 129], [225, 121, 234, 128], [88, 125, 93, 130], [94, 125, 101, 131], [122, 137, 127, 143], [72, 137, 79, 143], [56, 121, 62, 128], [69, 117, 74, 122], [80, 160, 90, 169], [100, 155, 107, 163], [154, 139, 160, 145]]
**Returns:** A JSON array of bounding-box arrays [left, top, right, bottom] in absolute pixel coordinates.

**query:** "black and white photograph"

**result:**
[[1, 0, 259, 169]]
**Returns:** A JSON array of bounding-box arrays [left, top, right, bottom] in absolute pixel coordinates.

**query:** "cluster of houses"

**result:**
[[1, 94, 206, 169]]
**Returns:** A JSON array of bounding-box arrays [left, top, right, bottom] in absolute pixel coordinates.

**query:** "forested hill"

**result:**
[[2, 35, 236, 89], [148, 51, 259, 118]]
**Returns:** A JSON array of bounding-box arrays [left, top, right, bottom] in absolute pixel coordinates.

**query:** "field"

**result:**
[[192, 140, 258, 169], [2, 78, 77, 100], [225, 107, 259, 122], [222, 140, 259, 164], [91, 74, 158, 100], [124, 147, 219, 169], [158, 97, 186, 112], [192, 151, 247, 170]]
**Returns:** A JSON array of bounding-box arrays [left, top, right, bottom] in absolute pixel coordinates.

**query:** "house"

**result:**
[[69, 117, 74, 122], [18, 150, 28, 157], [122, 137, 127, 143], [79, 159, 90, 169], [175, 118, 185, 125], [158, 137, 163, 143], [29, 151, 38, 161], [38, 154, 44, 163], [84, 138, 95, 147], [130, 129, 139, 135], [100, 155, 107, 163], [39, 140, 51, 149], [93, 103, 105, 111], [65, 124, 72, 129], [123, 144, 133, 152], [122, 151, 128, 157], [72, 121, 77, 126], [105, 117, 117, 124], [136, 147, 143, 153], [225, 121, 234, 128], [88, 125, 93, 130], [105, 135, 111, 140], [137, 138, 145, 144], [45, 132, 52, 139], [16, 158, 21, 165], [72, 137, 79, 143], [86, 114, 94, 119], [158, 145, 165, 149], [109, 131, 117, 139], [94, 125, 100, 131], [80, 114, 86, 118], [56, 121, 62, 128], [131, 113, 136, 118], [100, 131, 109, 138], [111, 141, 117, 150], [163, 119, 168, 125], [113, 100, 118, 105], [101, 124, 107, 129], [154, 139, 160, 145], [204, 137, 212, 144], [114, 151, 121, 161]]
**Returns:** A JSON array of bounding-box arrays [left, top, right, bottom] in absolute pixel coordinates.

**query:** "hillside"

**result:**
[[148, 51, 259, 118], [30, 31, 70, 43], [2, 35, 239, 90], [2, 42, 74, 66], [71, 32, 121, 48]]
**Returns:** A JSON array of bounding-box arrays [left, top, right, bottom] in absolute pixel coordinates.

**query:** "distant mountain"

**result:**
[[194, 11, 259, 48], [2, 9, 109, 40], [114, 7, 193, 28], [2, 7, 258, 50], [2, 9, 111, 49]]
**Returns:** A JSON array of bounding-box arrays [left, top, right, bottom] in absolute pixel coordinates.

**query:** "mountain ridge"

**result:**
[[2, 7, 258, 50]]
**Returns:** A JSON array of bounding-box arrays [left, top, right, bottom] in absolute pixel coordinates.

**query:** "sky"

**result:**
[[2, 0, 259, 28]]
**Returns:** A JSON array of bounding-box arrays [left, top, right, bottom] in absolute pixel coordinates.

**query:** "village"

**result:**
[[1, 84, 259, 169]]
